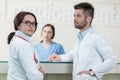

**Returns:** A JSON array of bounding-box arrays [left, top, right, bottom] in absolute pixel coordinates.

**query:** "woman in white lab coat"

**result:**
[[7, 11, 44, 80]]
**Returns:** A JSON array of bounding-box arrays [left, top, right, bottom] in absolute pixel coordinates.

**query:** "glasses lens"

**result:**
[[32, 22, 38, 27]]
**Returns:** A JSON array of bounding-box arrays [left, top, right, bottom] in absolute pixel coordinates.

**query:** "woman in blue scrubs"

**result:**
[[35, 24, 65, 61]]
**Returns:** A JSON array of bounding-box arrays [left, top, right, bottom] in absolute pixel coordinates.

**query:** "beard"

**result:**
[[74, 21, 87, 30]]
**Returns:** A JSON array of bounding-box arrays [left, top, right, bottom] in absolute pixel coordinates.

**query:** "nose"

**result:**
[[44, 32, 48, 37], [74, 15, 77, 21], [74, 17, 77, 23]]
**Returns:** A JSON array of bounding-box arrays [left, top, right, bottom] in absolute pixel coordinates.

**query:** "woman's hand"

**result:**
[[39, 66, 45, 76]]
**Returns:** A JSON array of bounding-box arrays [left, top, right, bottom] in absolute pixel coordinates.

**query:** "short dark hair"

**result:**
[[74, 2, 94, 21]]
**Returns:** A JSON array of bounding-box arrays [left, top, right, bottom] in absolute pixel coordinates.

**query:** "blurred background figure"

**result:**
[[35, 24, 65, 61]]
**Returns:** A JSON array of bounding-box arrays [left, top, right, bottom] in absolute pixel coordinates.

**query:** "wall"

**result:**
[[0, 0, 120, 62]]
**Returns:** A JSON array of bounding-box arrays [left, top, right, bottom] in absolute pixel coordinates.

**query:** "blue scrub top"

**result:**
[[34, 42, 65, 61]]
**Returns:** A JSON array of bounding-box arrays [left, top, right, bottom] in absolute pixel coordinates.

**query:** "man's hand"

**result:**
[[48, 53, 60, 62], [77, 70, 90, 75]]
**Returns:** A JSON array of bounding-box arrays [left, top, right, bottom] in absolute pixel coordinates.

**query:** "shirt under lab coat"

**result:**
[[60, 27, 116, 80]]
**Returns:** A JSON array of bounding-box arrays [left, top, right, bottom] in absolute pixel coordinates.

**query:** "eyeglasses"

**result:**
[[22, 20, 38, 27]]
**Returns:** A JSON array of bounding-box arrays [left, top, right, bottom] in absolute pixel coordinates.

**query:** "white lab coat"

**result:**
[[7, 31, 43, 80], [60, 28, 116, 80]]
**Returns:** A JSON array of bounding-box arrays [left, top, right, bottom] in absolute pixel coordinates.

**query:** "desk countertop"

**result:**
[[0, 61, 120, 74]]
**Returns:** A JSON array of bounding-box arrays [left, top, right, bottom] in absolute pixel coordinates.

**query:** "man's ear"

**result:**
[[87, 17, 92, 23]]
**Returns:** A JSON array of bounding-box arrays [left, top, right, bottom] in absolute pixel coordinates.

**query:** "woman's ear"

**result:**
[[17, 26, 20, 30]]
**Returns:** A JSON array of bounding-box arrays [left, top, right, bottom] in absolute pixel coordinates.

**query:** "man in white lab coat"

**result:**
[[49, 2, 116, 80]]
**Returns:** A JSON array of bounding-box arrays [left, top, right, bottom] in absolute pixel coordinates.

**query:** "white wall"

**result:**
[[0, 0, 120, 63]]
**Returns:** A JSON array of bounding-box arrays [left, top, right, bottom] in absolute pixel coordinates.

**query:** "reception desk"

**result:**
[[0, 61, 73, 80], [0, 61, 120, 80]]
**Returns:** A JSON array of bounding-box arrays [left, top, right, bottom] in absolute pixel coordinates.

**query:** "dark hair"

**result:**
[[7, 11, 38, 44], [74, 2, 94, 23], [40, 24, 55, 43]]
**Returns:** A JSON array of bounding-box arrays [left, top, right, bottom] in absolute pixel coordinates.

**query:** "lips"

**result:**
[[28, 29, 34, 32], [74, 22, 79, 25]]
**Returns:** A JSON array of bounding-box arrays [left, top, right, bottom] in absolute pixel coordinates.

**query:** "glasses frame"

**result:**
[[22, 20, 38, 27]]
